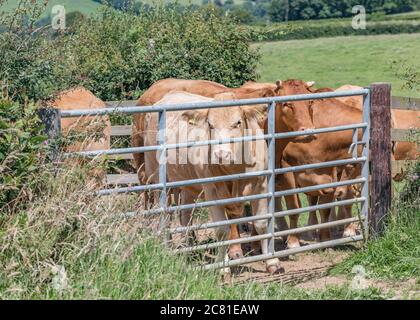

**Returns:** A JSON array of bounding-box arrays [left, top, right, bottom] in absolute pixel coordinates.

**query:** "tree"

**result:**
[[269, 0, 287, 22]]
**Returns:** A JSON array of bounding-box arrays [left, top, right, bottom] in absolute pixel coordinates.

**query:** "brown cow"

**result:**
[[142, 91, 282, 274], [335, 85, 419, 165], [46, 87, 111, 185], [391, 109, 419, 160], [280, 97, 364, 247], [304, 86, 419, 237]]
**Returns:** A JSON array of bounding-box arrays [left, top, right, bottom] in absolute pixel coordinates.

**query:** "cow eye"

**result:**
[[283, 102, 293, 110], [233, 120, 242, 128]]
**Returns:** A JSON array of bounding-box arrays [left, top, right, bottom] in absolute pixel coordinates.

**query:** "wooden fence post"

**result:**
[[38, 107, 61, 162], [369, 83, 392, 237]]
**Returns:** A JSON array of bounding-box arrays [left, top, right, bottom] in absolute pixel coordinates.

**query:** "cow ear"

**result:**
[[181, 109, 208, 125], [243, 104, 268, 124], [275, 80, 283, 94], [262, 88, 276, 98], [306, 81, 316, 88]]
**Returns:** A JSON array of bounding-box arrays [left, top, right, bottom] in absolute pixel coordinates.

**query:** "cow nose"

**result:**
[[335, 188, 346, 199], [214, 149, 232, 161]]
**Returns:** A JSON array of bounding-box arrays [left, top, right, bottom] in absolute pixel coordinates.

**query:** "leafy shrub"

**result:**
[[61, 5, 260, 101], [0, 1, 77, 102], [1, 2, 260, 102], [0, 99, 48, 211]]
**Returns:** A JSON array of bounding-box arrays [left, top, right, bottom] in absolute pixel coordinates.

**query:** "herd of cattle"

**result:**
[[49, 79, 419, 274]]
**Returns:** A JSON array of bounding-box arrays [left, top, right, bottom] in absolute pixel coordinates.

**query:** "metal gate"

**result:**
[[50, 87, 372, 270]]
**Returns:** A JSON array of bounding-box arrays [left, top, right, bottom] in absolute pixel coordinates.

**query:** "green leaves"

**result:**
[[0, 99, 47, 210]]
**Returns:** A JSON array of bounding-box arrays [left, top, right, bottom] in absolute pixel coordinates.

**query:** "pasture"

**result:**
[[255, 33, 420, 98]]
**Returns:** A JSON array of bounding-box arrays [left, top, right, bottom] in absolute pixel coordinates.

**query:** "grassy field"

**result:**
[[254, 33, 420, 98]]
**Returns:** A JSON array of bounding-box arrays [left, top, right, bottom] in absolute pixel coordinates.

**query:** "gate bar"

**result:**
[[97, 157, 367, 196], [202, 235, 364, 270], [267, 101, 276, 256], [176, 217, 362, 253], [66, 123, 368, 158], [60, 89, 370, 118], [119, 178, 365, 217], [170, 197, 366, 233]]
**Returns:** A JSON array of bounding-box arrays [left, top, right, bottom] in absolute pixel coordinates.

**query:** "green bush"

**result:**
[[0, 99, 48, 211], [0, 2, 260, 102], [61, 5, 260, 101]]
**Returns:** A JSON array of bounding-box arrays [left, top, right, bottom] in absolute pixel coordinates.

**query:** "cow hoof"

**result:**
[[286, 238, 301, 249], [305, 230, 319, 241], [228, 249, 244, 260], [267, 264, 285, 275]]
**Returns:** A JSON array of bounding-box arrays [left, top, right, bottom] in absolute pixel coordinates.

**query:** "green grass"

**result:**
[[254, 33, 420, 98], [333, 161, 420, 281], [0, 164, 389, 300]]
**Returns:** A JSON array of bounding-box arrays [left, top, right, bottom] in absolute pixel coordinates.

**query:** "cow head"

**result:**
[[275, 79, 316, 140], [182, 93, 268, 166]]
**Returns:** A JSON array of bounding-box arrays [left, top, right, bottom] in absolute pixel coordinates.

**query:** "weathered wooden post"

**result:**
[[38, 107, 61, 162], [369, 83, 392, 237]]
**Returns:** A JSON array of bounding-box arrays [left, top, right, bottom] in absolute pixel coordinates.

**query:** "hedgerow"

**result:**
[[249, 19, 420, 42], [0, 1, 260, 102]]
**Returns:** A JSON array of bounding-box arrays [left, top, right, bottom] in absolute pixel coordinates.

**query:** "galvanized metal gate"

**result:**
[[54, 88, 371, 270]]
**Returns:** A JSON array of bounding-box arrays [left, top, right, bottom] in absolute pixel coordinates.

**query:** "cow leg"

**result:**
[[249, 223, 261, 254], [203, 186, 231, 274], [341, 187, 358, 237], [275, 197, 289, 232], [318, 194, 335, 242], [251, 195, 282, 274], [179, 189, 197, 246], [284, 193, 302, 248], [278, 168, 302, 248], [306, 195, 319, 241], [225, 205, 244, 260], [248, 194, 287, 255]]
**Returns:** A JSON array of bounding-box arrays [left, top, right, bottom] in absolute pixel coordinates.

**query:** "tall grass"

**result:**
[[334, 161, 419, 280], [0, 163, 387, 300]]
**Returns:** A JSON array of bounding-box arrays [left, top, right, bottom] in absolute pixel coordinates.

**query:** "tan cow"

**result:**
[[47, 87, 111, 185], [335, 85, 364, 109], [133, 78, 316, 190], [142, 91, 281, 274], [134, 78, 316, 259], [241, 81, 279, 91]]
